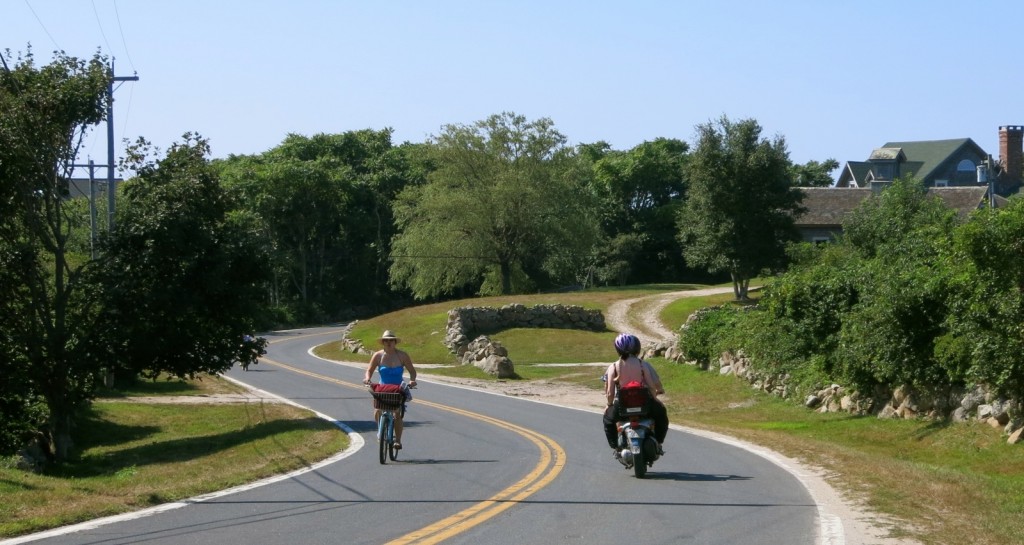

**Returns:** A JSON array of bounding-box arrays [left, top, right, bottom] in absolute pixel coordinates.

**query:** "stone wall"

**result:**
[[674, 307, 1024, 444], [715, 349, 1022, 443], [337, 305, 605, 379], [443, 304, 605, 357]]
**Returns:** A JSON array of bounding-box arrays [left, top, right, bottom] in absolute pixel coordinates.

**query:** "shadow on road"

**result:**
[[641, 471, 752, 482]]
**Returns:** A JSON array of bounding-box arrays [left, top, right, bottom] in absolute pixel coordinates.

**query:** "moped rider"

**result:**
[[602, 333, 668, 456]]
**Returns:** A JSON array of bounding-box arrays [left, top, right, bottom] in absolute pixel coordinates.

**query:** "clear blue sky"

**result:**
[[5, 1, 1024, 180]]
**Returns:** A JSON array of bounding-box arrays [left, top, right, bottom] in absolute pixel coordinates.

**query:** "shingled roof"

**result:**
[[838, 161, 875, 187], [877, 138, 979, 181], [796, 186, 1003, 230]]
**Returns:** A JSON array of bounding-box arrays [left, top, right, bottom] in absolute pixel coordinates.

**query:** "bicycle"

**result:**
[[368, 384, 408, 464]]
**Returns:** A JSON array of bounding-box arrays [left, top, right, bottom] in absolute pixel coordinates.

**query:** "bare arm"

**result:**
[[605, 363, 617, 406], [364, 352, 381, 384], [644, 361, 665, 396]]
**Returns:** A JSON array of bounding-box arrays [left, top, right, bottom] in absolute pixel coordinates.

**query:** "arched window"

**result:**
[[957, 159, 975, 171]]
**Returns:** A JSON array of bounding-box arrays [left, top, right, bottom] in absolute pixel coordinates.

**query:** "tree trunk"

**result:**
[[500, 260, 512, 294], [43, 390, 74, 462], [52, 413, 73, 462], [731, 273, 751, 301]]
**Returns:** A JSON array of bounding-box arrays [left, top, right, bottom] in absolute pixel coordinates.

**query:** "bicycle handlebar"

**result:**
[[364, 381, 417, 389]]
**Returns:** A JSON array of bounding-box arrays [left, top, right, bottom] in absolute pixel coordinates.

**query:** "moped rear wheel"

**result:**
[[633, 447, 647, 478]]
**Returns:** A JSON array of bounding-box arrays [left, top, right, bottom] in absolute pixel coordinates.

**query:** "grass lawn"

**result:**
[[0, 376, 346, 538]]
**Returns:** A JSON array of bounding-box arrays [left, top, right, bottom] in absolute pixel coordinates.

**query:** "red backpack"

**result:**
[[617, 380, 650, 415]]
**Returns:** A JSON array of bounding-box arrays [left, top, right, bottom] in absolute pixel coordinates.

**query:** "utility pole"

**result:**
[[72, 61, 137, 257], [106, 59, 139, 230]]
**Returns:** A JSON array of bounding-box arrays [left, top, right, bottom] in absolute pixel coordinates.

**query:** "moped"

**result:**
[[612, 384, 661, 478]]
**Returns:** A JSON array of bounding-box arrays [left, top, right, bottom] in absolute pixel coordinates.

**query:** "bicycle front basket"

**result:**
[[371, 391, 405, 411]]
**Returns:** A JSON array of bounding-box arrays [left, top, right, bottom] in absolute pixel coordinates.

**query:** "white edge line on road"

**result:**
[[1, 378, 361, 545], [315, 353, 846, 545]]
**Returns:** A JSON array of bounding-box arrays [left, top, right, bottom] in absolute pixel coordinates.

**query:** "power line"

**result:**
[[120, 77, 134, 141], [89, 0, 113, 55], [23, 0, 61, 51], [112, 0, 135, 72]]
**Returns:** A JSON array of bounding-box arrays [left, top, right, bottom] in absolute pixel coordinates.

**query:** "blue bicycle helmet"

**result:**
[[614, 333, 641, 357]]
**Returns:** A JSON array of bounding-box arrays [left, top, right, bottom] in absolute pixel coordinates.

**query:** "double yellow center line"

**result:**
[[261, 353, 566, 544]]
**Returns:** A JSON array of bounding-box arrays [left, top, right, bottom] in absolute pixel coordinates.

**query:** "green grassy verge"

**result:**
[[0, 376, 347, 538], [663, 363, 1024, 545]]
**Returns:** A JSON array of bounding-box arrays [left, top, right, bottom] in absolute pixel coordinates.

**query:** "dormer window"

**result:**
[[868, 147, 904, 181], [875, 163, 894, 180]]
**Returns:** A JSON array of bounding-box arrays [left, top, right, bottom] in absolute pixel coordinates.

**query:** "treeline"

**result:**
[[215, 113, 838, 322], [214, 117, 707, 324], [680, 178, 1024, 411], [1, 52, 835, 462]]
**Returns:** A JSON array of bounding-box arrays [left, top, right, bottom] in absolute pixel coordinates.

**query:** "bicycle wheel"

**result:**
[[378, 414, 388, 465], [388, 418, 399, 461]]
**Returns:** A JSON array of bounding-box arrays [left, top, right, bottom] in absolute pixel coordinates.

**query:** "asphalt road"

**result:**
[[9, 326, 820, 545]]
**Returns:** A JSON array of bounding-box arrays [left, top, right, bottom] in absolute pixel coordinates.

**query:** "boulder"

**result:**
[[476, 354, 515, 379]]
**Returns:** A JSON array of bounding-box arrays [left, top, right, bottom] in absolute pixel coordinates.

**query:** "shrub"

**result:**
[[677, 306, 741, 368]]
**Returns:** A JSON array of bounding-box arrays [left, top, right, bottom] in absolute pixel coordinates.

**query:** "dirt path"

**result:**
[[604, 286, 735, 345]]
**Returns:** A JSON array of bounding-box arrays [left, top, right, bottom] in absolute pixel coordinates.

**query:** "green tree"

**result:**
[[220, 145, 350, 321], [760, 242, 862, 361], [90, 134, 270, 383], [833, 180, 960, 395], [750, 178, 963, 398], [678, 116, 804, 299], [0, 49, 110, 460], [945, 197, 1024, 401], [790, 158, 839, 187], [588, 138, 689, 284], [842, 177, 957, 259], [218, 130, 424, 321], [389, 112, 600, 298]]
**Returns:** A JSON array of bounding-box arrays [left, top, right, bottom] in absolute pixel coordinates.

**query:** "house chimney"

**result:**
[[998, 125, 1023, 187]]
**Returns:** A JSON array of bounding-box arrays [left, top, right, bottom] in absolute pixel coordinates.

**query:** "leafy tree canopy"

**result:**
[[0, 48, 110, 460], [945, 197, 1024, 400], [790, 158, 839, 187], [91, 134, 271, 381], [678, 116, 804, 299], [389, 112, 600, 298], [585, 138, 689, 284]]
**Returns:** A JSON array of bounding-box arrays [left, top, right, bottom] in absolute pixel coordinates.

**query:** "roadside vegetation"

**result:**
[[318, 286, 1024, 545], [0, 376, 346, 538], [3, 286, 1022, 544]]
